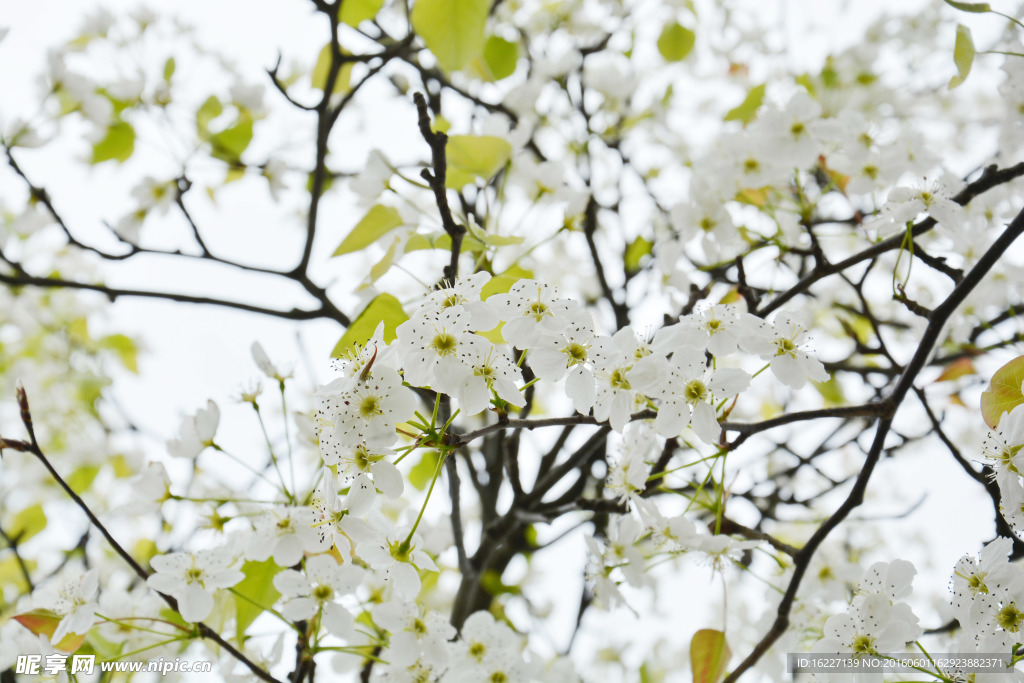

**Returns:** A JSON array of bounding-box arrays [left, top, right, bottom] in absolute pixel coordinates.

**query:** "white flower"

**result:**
[[417, 272, 499, 331], [441, 335, 524, 415], [529, 308, 599, 413], [951, 537, 1023, 624], [35, 568, 99, 643], [262, 158, 289, 202], [167, 400, 219, 459], [359, 531, 438, 601], [147, 547, 244, 623], [813, 593, 922, 659], [654, 305, 770, 358], [396, 308, 472, 387], [251, 341, 291, 382], [632, 346, 750, 443], [759, 313, 830, 389], [373, 602, 456, 668], [588, 330, 649, 432], [490, 279, 575, 349], [317, 364, 417, 452], [273, 554, 363, 636], [872, 177, 965, 236], [246, 506, 328, 567], [982, 403, 1024, 486], [323, 442, 404, 511], [350, 149, 393, 205]]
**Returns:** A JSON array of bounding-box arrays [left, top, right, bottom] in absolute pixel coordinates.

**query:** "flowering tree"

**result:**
[[4, 0, 1024, 681]]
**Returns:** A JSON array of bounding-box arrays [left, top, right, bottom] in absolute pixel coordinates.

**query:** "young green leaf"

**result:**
[[411, 0, 489, 73], [949, 24, 975, 89], [657, 22, 696, 62], [312, 43, 354, 95], [981, 355, 1024, 428], [332, 293, 409, 356], [483, 35, 520, 80], [624, 236, 653, 272], [446, 135, 513, 188], [723, 84, 765, 124], [333, 204, 404, 256], [340, 0, 386, 27], [234, 558, 282, 640], [91, 120, 135, 164], [944, 0, 991, 12]]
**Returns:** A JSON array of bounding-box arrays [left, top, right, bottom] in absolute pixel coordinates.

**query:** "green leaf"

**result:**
[[981, 355, 1024, 428], [210, 112, 254, 162], [481, 265, 532, 299], [657, 22, 696, 62], [724, 84, 765, 124], [411, 0, 489, 73], [67, 465, 100, 494], [949, 24, 975, 89], [91, 120, 135, 164], [446, 135, 513, 188], [10, 503, 47, 543], [483, 35, 519, 80], [196, 95, 223, 139], [341, 0, 386, 26], [333, 205, 404, 256], [408, 450, 441, 490], [163, 57, 176, 82], [944, 0, 991, 12], [99, 333, 139, 373], [312, 43, 354, 95], [332, 293, 409, 357], [813, 376, 846, 408], [367, 234, 405, 282], [0, 554, 35, 591], [624, 236, 653, 273], [691, 628, 731, 683], [233, 559, 282, 640]]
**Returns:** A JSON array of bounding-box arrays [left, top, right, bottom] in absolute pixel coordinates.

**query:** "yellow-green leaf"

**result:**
[[691, 628, 731, 683], [411, 0, 489, 73], [99, 333, 139, 372], [481, 265, 532, 299], [210, 112, 253, 162], [723, 83, 765, 124], [981, 355, 1024, 428], [333, 205, 404, 256], [446, 135, 513, 189], [67, 465, 100, 494], [332, 293, 409, 357], [312, 43, 354, 95], [196, 95, 223, 139], [10, 503, 47, 543], [341, 0, 386, 26], [483, 35, 519, 80], [949, 24, 975, 89], [657, 22, 696, 62], [944, 0, 991, 11], [624, 236, 653, 273], [408, 450, 441, 490], [234, 559, 282, 640], [162, 57, 176, 82], [91, 120, 135, 164], [813, 376, 846, 408], [0, 554, 35, 591]]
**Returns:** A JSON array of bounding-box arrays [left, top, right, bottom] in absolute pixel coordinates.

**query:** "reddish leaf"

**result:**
[[936, 357, 976, 382], [14, 609, 87, 652], [691, 628, 731, 683]]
